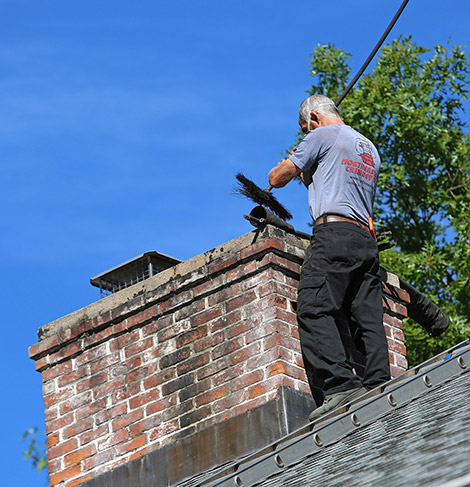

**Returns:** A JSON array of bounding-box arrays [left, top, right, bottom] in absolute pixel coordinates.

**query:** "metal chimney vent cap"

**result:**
[[90, 251, 182, 298]]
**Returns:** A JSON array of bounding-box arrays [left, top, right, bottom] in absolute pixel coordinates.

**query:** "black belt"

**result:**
[[314, 214, 369, 231]]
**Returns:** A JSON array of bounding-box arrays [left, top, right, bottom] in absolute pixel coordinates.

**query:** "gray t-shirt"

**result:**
[[290, 124, 380, 225]]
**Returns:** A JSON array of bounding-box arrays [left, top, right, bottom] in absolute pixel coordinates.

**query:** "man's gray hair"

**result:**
[[299, 95, 340, 121]]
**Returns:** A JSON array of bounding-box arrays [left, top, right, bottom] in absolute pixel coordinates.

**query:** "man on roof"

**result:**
[[268, 94, 390, 421]]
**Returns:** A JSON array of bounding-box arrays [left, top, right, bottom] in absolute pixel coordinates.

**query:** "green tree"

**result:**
[[23, 427, 48, 475], [302, 37, 470, 366]]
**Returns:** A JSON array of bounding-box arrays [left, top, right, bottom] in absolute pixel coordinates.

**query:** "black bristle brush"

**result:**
[[234, 173, 293, 221]]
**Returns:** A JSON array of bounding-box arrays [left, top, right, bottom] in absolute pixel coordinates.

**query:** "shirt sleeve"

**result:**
[[290, 130, 324, 171]]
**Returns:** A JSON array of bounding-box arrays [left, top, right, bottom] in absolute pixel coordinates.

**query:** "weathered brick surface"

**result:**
[[29, 226, 409, 487]]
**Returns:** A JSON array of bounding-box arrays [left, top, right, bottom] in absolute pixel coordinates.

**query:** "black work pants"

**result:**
[[297, 222, 391, 403]]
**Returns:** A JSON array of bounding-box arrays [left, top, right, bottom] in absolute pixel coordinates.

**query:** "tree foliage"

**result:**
[[303, 37, 470, 366], [23, 427, 48, 475]]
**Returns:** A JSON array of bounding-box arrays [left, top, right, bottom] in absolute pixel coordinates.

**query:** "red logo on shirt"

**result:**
[[355, 139, 375, 168]]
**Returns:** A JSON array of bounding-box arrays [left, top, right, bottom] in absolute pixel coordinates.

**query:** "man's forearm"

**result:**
[[268, 158, 301, 188]]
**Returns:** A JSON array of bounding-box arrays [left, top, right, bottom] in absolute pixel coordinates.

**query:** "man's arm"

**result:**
[[268, 157, 301, 188]]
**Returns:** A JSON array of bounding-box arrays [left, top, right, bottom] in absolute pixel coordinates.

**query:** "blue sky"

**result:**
[[1, 1, 469, 485]]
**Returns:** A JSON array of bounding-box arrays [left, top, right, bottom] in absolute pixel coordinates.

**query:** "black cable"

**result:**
[[335, 0, 410, 106]]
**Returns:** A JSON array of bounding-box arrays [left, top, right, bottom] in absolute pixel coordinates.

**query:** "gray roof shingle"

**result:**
[[197, 340, 470, 487]]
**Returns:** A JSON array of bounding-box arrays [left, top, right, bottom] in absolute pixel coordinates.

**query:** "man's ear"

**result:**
[[310, 111, 319, 123]]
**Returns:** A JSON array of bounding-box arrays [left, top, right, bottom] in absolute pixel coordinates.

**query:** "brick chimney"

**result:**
[[29, 225, 409, 487]]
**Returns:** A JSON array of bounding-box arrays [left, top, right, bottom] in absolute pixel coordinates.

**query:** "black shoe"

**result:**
[[309, 386, 367, 422]]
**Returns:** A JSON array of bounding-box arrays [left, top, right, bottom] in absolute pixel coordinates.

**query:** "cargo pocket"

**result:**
[[297, 272, 328, 317]]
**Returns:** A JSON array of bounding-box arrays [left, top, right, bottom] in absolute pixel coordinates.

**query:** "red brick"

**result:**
[[76, 371, 108, 394], [148, 420, 179, 442], [34, 355, 49, 371], [395, 353, 408, 369], [225, 291, 257, 314], [49, 463, 81, 486], [129, 445, 153, 463], [129, 389, 160, 410], [76, 397, 107, 421], [245, 346, 291, 370], [206, 285, 237, 307], [207, 254, 239, 274], [47, 438, 78, 461], [112, 408, 144, 432], [226, 320, 252, 339], [28, 334, 60, 359], [190, 306, 223, 328], [114, 434, 147, 456], [193, 274, 225, 297], [57, 366, 89, 388], [129, 414, 161, 437], [157, 319, 190, 343], [44, 405, 58, 422], [89, 351, 121, 374], [92, 310, 112, 329], [82, 450, 114, 471], [267, 361, 306, 381], [195, 385, 229, 407], [240, 237, 284, 260], [193, 330, 225, 354], [213, 389, 246, 413], [212, 337, 244, 361], [210, 309, 242, 332], [126, 306, 158, 329], [230, 342, 262, 366], [258, 280, 296, 300], [197, 357, 229, 381], [125, 337, 154, 358], [176, 326, 208, 348], [382, 297, 408, 318], [382, 282, 410, 303], [82, 326, 114, 349], [112, 320, 128, 335], [388, 339, 407, 355], [49, 340, 82, 365], [115, 328, 141, 350], [64, 445, 95, 467], [145, 395, 177, 417], [127, 365, 152, 384], [42, 362, 73, 383], [79, 424, 109, 446], [173, 300, 206, 323], [226, 262, 255, 283], [392, 327, 405, 341], [212, 363, 245, 388], [143, 367, 175, 391], [43, 387, 74, 409], [177, 353, 210, 376], [63, 417, 94, 440], [383, 313, 404, 329], [46, 411, 74, 435], [97, 428, 129, 451], [47, 458, 61, 475], [232, 370, 264, 391], [96, 402, 127, 425], [47, 431, 60, 449], [167, 289, 194, 311], [70, 319, 93, 340], [93, 376, 126, 400]]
